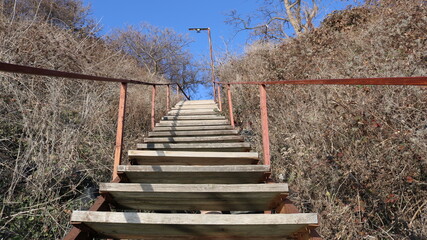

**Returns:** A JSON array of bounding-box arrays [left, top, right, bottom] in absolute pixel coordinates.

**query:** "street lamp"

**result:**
[[189, 27, 217, 101]]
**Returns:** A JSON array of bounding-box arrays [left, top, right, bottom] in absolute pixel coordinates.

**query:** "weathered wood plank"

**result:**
[[172, 105, 218, 109], [153, 125, 233, 131], [71, 211, 318, 239], [167, 110, 220, 116], [148, 130, 239, 137], [144, 135, 244, 143], [136, 142, 251, 152], [162, 115, 226, 120], [175, 100, 215, 105], [156, 120, 229, 127], [128, 150, 259, 165], [100, 183, 287, 211], [118, 165, 270, 184]]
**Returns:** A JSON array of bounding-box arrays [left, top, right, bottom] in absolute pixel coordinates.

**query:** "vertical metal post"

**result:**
[[151, 85, 156, 130], [213, 82, 217, 102], [166, 84, 170, 112], [112, 82, 127, 180], [259, 84, 270, 165], [217, 84, 222, 111], [207, 28, 216, 101], [226, 84, 235, 128]]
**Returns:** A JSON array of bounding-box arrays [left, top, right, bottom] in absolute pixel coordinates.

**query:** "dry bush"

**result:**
[[0, 16, 178, 238], [219, 1, 426, 239]]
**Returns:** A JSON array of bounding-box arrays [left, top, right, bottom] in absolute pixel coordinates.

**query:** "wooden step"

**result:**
[[172, 104, 218, 109], [172, 108, 219, 112], [153, 125, 233, 131], [144, 135, 243, 143], [148, 129, 239, 137], [71, 211, 318, 239], [99, 183, 288, 211], [167, 110, 219, 116], [162, 115, 225, 120], [128, 150, 259, 165], [156, 120, 229, 127], [136, 142, 251, 152], [176, 100, 215, 105], [118, 165, 270, 184]]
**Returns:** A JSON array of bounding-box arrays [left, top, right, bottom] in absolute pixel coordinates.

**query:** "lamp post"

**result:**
[[189, 27, 216, 101]]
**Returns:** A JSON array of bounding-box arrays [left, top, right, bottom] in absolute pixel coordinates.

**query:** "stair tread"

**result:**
[[167, 111, 220, 116], [172, 106, 218, 110], [156, 120, 229, 127], [162, 115, 226, 120], [176, 100, 215, 105], [100, 183, 288, 211], [128, 150, 259, 165], [144, 135, 244, 143], [71, 211, 318, 239], [136, 142, 251, 152], [148, 130, 239, 137], [153, 125, 233, 131], [118, 165, 269, 184], [118, 165, 270, 184]]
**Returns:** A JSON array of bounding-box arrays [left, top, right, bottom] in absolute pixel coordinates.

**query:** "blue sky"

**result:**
[[83, 0, 351, 99]]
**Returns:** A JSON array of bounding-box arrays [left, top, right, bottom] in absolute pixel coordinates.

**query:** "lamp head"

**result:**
[[189, 27, 209, 33]]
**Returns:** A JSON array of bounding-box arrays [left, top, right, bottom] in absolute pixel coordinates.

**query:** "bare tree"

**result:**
[[226, 0, 319, 40], [108, 23, 202, 92]]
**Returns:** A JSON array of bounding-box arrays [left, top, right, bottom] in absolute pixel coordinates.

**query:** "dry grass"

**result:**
[[0, 17, 180, 238], [219, 1, 427, 239]]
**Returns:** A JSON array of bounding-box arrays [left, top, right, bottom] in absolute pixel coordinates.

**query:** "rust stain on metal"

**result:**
[[112, 82, 127, 180], [151, 85, 156, 130], [215, 76, 427, 86], [259, 84, 270, 165], [227, 84, 235, 128]]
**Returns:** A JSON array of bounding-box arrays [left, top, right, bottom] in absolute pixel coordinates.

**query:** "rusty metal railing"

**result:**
[[0, 62, 190, 180], [215, 76, 427, 165]]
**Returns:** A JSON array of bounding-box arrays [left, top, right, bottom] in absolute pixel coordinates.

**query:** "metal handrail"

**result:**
[[214, 76, 427, 86], [0, 61, 190, 179], [215, 76, 427, 165]]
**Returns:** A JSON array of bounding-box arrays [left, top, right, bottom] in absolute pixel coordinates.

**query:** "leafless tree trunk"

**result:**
[[226, 0, 319, 40]]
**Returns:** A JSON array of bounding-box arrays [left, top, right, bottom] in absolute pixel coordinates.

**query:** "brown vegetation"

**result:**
[[219, 1, 427, 239], [0, 1, 182, 238]]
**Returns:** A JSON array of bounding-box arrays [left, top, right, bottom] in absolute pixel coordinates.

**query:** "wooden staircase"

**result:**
[[69, 100, 320, 239]]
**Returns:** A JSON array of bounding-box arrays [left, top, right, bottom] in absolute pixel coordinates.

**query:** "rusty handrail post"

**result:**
[[217, 84, 222, 111], [166, 84, 171, 112], [226, 84, 235, 128], [213, 82, 217, 102], [151, 85, 156, 130], [259, 84, 270, 165], [112, 82, 127, 180]]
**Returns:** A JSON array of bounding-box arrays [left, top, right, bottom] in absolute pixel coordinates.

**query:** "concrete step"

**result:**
[[128, 150, 259, 165], [144, 135, 244, 143], [153, 125, 233, 132], [148, 129, 239, 137], [99, 183, 289, 211], [162, 115, 226, 121], [136, 142, 251, 152], [156, 120, 229, 127], [71, 211, 318, 239], [118, 165, 270, 184]]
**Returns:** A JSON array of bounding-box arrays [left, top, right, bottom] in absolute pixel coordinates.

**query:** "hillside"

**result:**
[[218, 1, 427, 239], [0, 8, 174, 240]]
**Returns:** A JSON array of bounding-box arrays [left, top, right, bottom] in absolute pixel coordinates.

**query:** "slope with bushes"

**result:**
[[0, 1, 183, 238], [218, 1, 426, 239]]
